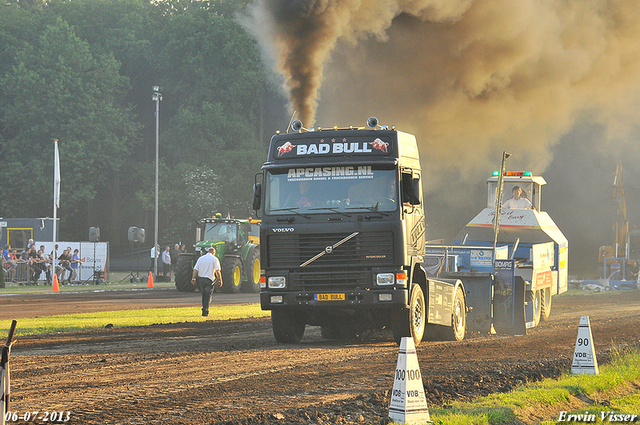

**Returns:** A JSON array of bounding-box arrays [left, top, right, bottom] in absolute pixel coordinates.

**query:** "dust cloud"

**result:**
[[246, 0, 640, 275]]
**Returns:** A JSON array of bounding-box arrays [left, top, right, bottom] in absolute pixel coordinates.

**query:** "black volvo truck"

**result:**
[[252, 117, 467, 345]]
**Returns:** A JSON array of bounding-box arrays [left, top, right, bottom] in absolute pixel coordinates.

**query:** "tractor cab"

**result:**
[[197, 219, 240, 255]]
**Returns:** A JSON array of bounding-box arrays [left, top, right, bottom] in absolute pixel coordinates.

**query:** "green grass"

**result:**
[[0, 304, 269, 337], [419, 347, 640, 424]]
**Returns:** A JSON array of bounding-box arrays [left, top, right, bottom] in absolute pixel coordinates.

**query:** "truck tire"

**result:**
[[174, 255, 196, 292], [392, 284, 426, 346], [441, 287, 466, 341], [541, 287, 552, 321], [221, 257, 242, 293], [241, 247, 260, 293], [526, 289, 542, 327], [271, 310, 305, 343]]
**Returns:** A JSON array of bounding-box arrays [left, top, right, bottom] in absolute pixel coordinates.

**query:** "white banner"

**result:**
[[40, 242, 108, 282]]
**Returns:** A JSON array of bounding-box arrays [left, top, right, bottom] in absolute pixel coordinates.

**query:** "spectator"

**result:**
[[51, 244, 63, 281], [28, 245, 38, 282], [610, 259, 622, 279], [28, 245, 40, 284], [20, 247, 30, 262], [3, 244, 17, 282], [58, 249, 74, 283], [38, 245, 53, 285], [9, 249, 20, 283], [162, 245, 172, 278], [150, 244, 159, 272], [170, 244, 180, 273], [69, 249, 81, 283]]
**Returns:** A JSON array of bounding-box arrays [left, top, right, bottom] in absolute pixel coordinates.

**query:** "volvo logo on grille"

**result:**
[[272, 227, 294, 233], [300, 232, 360, 268]]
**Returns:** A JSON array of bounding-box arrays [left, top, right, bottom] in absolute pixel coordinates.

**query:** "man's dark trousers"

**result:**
[[199, 277, 214, 315]]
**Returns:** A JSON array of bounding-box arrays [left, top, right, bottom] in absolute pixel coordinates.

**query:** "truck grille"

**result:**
[[289, 270, 369, 291], [266, 232, 394, 269]]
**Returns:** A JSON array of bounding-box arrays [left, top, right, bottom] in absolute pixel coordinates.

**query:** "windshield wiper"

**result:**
[[308, 206, 351, 217], [345, 205, 391, 216], [270, 207, 311, 218]]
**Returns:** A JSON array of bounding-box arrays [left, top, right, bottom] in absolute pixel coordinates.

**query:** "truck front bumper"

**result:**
[[260, 289, 409, 310]]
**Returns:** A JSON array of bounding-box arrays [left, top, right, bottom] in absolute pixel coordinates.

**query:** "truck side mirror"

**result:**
[[410, 178, 421, 205], [252, 182, 262, 211], [401, 174, 421, 205]]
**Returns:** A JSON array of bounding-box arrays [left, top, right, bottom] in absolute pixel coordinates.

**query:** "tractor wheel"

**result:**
[[241, 247, 261, 293], [221, 256, 242, 293], [392, 284, 426, 346], [271, 310, 305, 343], [541, 287, 552, 321], [174, 255, 196, 292]]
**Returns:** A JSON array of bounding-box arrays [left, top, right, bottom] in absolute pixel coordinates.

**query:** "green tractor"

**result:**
[[175, 217, 261, 293]]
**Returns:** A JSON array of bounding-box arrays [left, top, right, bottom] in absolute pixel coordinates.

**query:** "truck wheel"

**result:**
[[174, 255, 196, 292], [221, 257, 242, 293], [526, 289, 542, 327], [271, 310, 305, 343], [241, 248, 260, 293], [541, 287, 552, 321], [392, 284, 426, 346], [442, 287, 466, 341]]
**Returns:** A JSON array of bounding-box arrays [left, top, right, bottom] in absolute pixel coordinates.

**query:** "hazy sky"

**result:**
[[247, 0, 640, 276]]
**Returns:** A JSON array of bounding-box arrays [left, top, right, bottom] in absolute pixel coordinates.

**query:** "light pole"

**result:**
[[152, 86, 162, 278]]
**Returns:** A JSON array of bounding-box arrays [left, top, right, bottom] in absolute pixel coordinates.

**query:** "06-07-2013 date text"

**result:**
[[5, 411, 71, 422]]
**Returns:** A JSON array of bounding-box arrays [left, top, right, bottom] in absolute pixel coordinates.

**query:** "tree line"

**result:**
[[0, 0, 287, 250]]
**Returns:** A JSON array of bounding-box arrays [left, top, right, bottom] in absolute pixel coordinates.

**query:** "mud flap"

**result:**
[[449, 273, 492, 333], [493, 274, 526, 335], [427, 279, 456, 326], [512, 276, 526, 335]]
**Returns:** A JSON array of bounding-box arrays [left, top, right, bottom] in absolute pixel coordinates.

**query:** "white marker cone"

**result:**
[[388, 337, 431, 424], [571, 316, 599, 375]]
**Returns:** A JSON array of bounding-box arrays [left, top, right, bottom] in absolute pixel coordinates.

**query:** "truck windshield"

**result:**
[[264, 166, 398, 215], [203, 222, 237, 242]]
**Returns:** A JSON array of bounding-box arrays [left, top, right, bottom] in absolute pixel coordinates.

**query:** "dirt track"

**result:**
[[4, 288, 640, 424]]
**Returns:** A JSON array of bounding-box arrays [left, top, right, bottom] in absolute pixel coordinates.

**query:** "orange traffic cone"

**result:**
[[147, 271, 154, 288], [52, 274, 60, 292]]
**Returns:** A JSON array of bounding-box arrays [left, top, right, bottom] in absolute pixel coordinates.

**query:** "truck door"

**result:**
[[401, 169, 425, 258]]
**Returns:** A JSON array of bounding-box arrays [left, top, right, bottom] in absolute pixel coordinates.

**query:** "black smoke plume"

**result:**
[[246, 0, 640, 274]]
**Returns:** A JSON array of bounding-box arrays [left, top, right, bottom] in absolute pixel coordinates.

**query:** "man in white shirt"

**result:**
[[191, 246, 223, 316], [162, 246, 172, 278], [502, 186, 532, 209], [150, 245, 159, 272]]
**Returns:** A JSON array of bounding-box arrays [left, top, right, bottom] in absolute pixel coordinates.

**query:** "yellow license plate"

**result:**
[[314, 293, 345, 301]]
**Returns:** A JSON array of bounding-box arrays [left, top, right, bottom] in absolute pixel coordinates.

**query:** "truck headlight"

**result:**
[[268, 276, 286, 289], [270, 295, 284, 304], [376, 273, 395, 285]]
